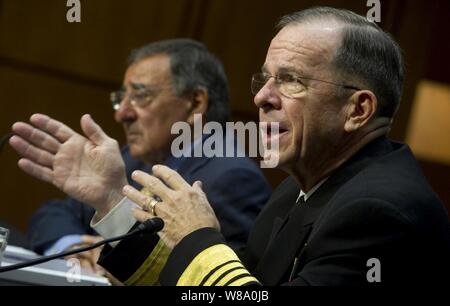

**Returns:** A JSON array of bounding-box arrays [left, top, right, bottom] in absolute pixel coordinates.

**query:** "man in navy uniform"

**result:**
[[116, 7, 450, 285]]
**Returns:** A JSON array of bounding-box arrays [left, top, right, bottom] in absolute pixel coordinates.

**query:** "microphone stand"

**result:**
[[0, 217, 164, 273]]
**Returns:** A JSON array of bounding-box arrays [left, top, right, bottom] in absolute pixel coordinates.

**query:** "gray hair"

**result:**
[[277, 7, 404, 118], [129, 39, 230, 125]]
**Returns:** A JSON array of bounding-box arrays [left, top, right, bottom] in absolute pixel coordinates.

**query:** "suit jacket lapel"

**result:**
[[254, 189, 331, 285], [262, 178, 300, 246]]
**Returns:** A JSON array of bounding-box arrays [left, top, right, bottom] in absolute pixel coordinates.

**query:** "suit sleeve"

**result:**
[[160, 228, 260, 286], [98, 225, 170, 285], [28, 198, 96, 254]]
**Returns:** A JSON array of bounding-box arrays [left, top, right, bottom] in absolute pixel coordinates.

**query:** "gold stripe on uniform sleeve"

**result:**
[[214, 269, 253, 286], [226, 275, 260, 286], [203, 261, 244, 286], [177, 244, 260, 286], [124, 239, 171, 286]]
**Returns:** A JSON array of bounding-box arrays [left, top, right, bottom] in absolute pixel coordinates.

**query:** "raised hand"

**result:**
[[9, 114, 127, 217], [122, 165, 220, 249]]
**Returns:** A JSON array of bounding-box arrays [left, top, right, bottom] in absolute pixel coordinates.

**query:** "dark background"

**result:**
[[0, 0, 449, 231]]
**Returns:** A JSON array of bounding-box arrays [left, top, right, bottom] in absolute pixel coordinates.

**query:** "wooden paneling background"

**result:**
[[0, 0, 448, 230]]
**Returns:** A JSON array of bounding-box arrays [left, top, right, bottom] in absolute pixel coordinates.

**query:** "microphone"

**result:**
[[0, 217, 164, 273]]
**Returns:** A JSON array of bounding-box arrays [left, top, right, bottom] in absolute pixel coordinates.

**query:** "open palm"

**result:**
[[10, 114, 127, 214]]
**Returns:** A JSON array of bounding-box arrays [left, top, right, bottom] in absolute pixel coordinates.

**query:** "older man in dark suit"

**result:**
[[12, 39, 270, 275]]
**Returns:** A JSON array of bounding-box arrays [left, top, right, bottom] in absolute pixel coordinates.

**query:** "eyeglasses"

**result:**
[[110, 88, 154, 111], [110, 84, 172, 111], [251, 72, 361, 99]]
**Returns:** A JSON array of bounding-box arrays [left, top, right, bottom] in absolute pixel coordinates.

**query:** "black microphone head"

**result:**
[[0, 132, 13, 153], [138, 217, 164, 234]]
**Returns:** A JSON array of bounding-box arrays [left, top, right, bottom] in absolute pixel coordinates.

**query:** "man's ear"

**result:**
[[344, 90, 378, 132], [187, 87, 208, 126]]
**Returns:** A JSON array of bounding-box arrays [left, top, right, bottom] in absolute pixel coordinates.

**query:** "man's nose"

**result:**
[[114, 98, 137, 123], [253, 79, 282, 111]]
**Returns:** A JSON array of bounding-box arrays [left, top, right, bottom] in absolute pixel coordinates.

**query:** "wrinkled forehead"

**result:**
[[124, 54, 172, 86], [264, 22, 343, 74]]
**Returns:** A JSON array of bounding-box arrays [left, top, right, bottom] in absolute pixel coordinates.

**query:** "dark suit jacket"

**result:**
[[241, 137, 450, 285], [28, 146, 271, 253], [158, 137, 450, 286]]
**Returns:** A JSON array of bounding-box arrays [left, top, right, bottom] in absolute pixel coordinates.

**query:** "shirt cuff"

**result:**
[[90, 197, 139, 247], [43, 234, 82, 255]]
